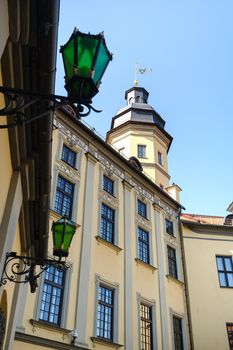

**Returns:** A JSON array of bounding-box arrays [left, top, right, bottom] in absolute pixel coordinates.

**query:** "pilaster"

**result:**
[[75, 152, 98, 348]]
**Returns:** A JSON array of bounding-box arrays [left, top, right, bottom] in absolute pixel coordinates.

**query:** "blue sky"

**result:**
[[56, 0, 233, 216]]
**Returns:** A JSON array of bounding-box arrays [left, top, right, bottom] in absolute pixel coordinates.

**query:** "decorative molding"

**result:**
[[54, 118, 179, 218], [164, 233, 178, 247], [95, 236, 122, 253], [90, 337, 123, 348], [136, 215, 152, 231], [135, 258, 157, 272], [55, 161, 79, 182], [99, 189, 119, 208]]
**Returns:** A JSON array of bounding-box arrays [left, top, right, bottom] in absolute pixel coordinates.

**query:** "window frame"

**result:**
[[54, 174, 74, 219], [165, 218, 174, 236], [216, 255, 233, 288], [138, 199, 147, 219], [158, 151, 163, 166], [103, 175, 114, 196], [172, 316, 184, 350], [61, 144, 77, 168], [138, 227, 150, 264], [137, 145, 146, 159], [94, 275, 119, 344], [100, 203, 115, 244], [96, 285, 114, 341], [167, 245, 178, 279], [140, 303, 153, 350], [38, 266, 66, 326]]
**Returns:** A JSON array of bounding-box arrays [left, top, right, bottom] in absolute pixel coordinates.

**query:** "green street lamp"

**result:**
[[52, 215, 77, 259], [0, 29, 113, 128], [0, 215, 78, 292], [60, 28, 113, 103]]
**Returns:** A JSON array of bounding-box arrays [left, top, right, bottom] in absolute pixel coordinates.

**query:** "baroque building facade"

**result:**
[[12, 87, 190, 350]]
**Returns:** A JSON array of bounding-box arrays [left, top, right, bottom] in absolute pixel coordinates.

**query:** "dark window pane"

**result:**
[[173, 317, 183, 350], [138, 227, 150, 264], [165, 219, 174, 236], [97, 286, 114, 341], [103, 175, 114, 195], [61, 145, 76, 167], [140, 304, 153, 350], [100, 204, 115, 243], [138, 200, 147, 218], [54, 175, 74, 218], [39, 266, 65, 326], [168, 246, 178, 279], [137, 145, 146, 158], [216, 256, 233, 287]]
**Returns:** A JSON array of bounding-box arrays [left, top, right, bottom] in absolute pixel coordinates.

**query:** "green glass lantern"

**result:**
[[60, 28, 112, 103], [52, 215, 77, 259]]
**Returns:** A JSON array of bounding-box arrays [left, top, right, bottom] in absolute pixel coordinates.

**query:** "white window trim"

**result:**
[[57, 133, 82, 172], [34, 263, 73, 328], [137, 293, 157, 350], [137, 144, 147, 158], [94, 274, 119, 343], [165, 217, 176, 238], [170, 308, 187, 350]]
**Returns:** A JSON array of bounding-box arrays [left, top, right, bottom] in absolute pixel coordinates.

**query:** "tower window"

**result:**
[[158, 151, 163, 165], [137, 145, 146, 159]]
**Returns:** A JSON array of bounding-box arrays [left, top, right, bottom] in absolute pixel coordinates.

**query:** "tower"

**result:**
[[106, 86, 173, 190]]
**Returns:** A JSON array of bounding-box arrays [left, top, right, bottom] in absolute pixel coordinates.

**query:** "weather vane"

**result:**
[[134, 63, 152, 86]]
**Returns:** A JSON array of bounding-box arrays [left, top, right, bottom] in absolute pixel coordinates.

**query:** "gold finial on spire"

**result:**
[[134, 63, 152, 86]]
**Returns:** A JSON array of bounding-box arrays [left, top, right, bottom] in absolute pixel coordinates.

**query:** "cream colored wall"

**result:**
[[183, 225, 233, 350], [0, 0, 9, 58]]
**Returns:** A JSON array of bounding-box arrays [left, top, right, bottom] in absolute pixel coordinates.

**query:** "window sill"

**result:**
[[91, 337, 123, 348], [166, 275, 184, 286], [135, 258, 157, 272], [29, 319, 71, 335], [95, 236, 123, 253]]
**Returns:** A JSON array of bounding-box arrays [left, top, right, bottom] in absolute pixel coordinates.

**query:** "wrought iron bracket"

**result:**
[[0, 252, 70, 293], [0, 86, 102, 129]]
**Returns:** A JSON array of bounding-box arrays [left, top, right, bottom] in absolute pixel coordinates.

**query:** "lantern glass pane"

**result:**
[[53, 223, 64, 251], [93, 42, 110, 84], [63, 224, 75, 252], [62, 40, 75, 80], [77, 36, 99, 78]]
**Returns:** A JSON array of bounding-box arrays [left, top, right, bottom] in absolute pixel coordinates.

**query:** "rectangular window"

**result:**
[[138, 199, 147, 219], [173, 316, 184, 350], [168, 246, 178, 279], [103, 175, 114, 195], [140, 304, 153, 350], [216, 256, 233, 287], [54, 175, 74, 218], [61, 144, 76, 168], [97, 285, 114, 340], [165, 219, 174, 236], [158, 151, 163, 165], [137, 145, 146, 158], [227, 323, 233, 350], [39, 266, 65, 325], [138, 227, 150, 264], [100, 204, 115, 243]]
